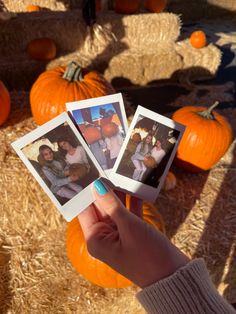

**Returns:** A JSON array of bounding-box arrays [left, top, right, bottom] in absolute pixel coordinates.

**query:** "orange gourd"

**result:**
[[83, 126, 102, 144], [0, 80, 11, 126], [69, 163, 88, 180], [102, 122, 119, 138], [30, 62, 115, 125], [66, 200, 164, 288], [27, 38, 57, 61], [144, 0, 166, 13], [190, 30, 207, 49], [114, 0, 140, 14], [26, 4, 42, 12], [143, 156, 157, 168], [172, 102, 233, 172]]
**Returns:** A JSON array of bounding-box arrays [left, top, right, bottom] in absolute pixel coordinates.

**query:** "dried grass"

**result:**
[[0, 91, 235, 313]]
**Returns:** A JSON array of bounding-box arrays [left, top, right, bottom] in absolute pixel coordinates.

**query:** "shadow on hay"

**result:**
[[0, 243, 12, 313], [193, 144, 236, 298]]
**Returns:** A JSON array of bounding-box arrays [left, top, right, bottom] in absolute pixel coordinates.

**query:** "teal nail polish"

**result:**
[[94, 179, 108, 196]]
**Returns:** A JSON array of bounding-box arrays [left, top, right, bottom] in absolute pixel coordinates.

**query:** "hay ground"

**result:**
[[0, 91, 235, 313]]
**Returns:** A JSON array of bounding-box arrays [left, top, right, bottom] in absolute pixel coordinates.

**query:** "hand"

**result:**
[[78, 179, 189, 288], [69, 174, 79, 182]]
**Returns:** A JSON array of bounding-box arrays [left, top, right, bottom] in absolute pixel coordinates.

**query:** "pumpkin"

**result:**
[[172, 102, 233, 172], [27, 38, 57, 61], [69, 163, 88, 180], [143, 156, 157, 168], [132, 132, 141, 143], [114, 0, 140, 14], [163, 171, 176, 191], [190, 30, 207, 49], [66, 200, 164, 288], [144, 0, 166, 13], [26, 4, 42, 12], [30, 62, 115, 125], [102, 122, 119, 138], [83, 126, 102, 144], [0, 80, 11, 126]]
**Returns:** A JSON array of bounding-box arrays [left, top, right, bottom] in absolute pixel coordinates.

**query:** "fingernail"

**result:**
[[94, 179, 108, 196]]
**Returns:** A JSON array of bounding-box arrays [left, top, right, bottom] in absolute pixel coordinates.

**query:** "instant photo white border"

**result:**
[[66, 93, 129, 177], [110, 106, 186, 202], [11, 112, 106, 222]]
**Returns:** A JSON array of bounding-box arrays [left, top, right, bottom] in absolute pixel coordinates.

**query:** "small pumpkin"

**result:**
[[102, 122, 119, 138], [30, 62, 115, 125], [132, 132, 141, 143], [143, 156, 157, 168], [27, 38, 57, 61], [190, 30, 207, 49], [66, 199, 164, 288], [144, 0, 166, 13], [83, 126, 102, 144], [69, 163, 88, 180], [163, 171, 176, 191], [26, 4, 42, 12], [172, 102, 233, 172], [114, 0, 140, 14], [0, 80, 11, 126]]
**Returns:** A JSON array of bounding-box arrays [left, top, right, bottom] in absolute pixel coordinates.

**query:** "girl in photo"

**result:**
[[38, 145, 83, 201], [57, 138, 90, 171], [150, 140, 166, 165], [131, 134, 153, 181]]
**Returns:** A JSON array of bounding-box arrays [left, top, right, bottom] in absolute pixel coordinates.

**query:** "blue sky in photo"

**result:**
[[72, 103, 116, 125]]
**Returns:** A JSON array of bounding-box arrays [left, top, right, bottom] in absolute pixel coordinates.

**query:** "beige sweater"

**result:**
[[137, 259, 236, 314]]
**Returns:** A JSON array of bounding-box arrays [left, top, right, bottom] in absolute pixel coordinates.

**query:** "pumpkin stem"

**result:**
[[62, 62, 83, 81], [198, 101, 219, 120]]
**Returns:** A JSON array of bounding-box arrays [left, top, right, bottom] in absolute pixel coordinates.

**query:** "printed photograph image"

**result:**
[[116, 115, 181, 188], [71, 102, 126, 170], [21, 122, 99, 205]]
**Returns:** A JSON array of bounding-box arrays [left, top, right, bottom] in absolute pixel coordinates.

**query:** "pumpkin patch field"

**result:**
[[0, 1, 236, 313]]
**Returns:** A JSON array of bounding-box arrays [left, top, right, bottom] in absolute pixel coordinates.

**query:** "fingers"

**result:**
[[93, 179, 127, 224], [129, 196, 143, 218], [78, 204, 99, 240]]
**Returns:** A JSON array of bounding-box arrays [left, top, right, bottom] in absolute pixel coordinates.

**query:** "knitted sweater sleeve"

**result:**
[[136, 259, 236, 314]]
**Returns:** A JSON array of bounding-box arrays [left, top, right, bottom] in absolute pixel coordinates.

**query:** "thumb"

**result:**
[[93, 179, 128, 225]]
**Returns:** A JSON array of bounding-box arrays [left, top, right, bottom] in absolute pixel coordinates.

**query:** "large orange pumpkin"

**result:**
[[102, 122, 119, 138], [66, 201, 165, 288], [114, 0, 140, 14], [83, 126, 102, 144], [172, 102, 233, 172], [0, 80, 11, 126], [27, 38, 57, 61], [30, 62, 115, 125], [144, 0, 166, 13]]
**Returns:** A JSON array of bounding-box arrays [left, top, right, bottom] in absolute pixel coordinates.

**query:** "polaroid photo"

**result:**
[[66, 93, 128, 177], [110, 105, 186, 202], [11, 112, 106, 222]]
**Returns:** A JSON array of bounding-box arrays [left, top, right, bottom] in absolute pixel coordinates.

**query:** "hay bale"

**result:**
[[1, 91, 236, 314], [103, 45, 184, 86], [1, 0, 70, 12]]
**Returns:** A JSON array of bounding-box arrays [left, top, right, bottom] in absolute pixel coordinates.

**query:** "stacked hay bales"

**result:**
[[0, 11, 221, 90]]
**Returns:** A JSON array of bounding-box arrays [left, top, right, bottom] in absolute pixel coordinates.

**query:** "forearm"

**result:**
[[43, 169, 70, 187], [137, 259, 236, 314]]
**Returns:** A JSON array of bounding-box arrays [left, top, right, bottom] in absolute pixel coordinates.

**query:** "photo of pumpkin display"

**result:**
[[67, 93, 128, 175]]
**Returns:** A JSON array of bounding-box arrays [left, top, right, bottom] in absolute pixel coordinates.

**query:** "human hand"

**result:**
[[69, 174, 79, 182], [78, 179, 189, 288]]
